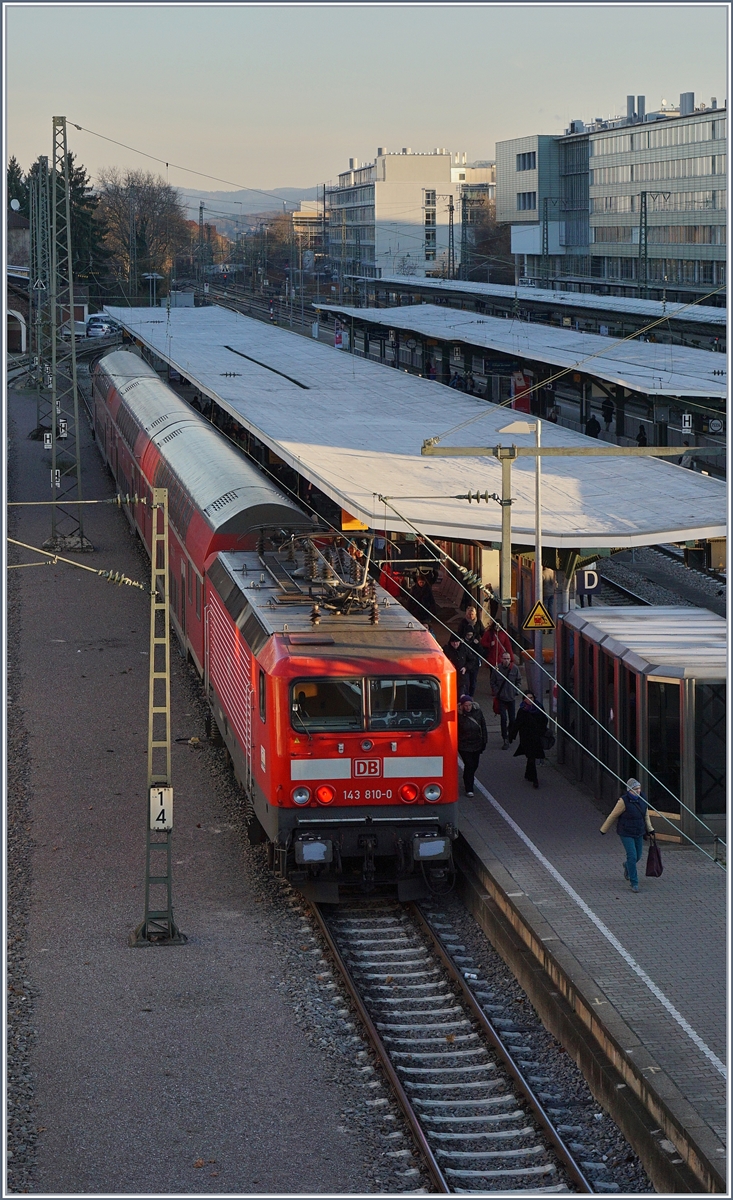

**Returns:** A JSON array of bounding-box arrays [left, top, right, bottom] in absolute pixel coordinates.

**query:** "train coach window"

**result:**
[[290, 679, 363, 732], [368, 678, 440, 730]]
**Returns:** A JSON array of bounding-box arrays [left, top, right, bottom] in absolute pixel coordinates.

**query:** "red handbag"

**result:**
[[493, 697, 501, 715], [645, 834, 663, 877]]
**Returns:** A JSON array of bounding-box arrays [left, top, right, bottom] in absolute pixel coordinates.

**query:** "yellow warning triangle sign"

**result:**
[[522, 600, 555, 631]]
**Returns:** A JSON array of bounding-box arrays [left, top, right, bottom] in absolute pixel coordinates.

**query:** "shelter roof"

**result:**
[[562, 606, 726, 679], [368, 275, 726, 328], [104, 306, 727, 550], [318, 303, 726, 399]]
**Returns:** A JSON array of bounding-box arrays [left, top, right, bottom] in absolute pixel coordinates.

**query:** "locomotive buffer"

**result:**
[[130, 489, 186, 947]]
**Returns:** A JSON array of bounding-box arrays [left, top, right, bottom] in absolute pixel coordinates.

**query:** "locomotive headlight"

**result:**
[[361, 739, 374, 752], [399, 782, 419, 803], [423, 783, 442, 803], [315, 784, 336, 805], [292, 786, 311, 805]]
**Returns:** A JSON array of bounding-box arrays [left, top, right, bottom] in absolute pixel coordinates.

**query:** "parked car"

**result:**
[[86, 315, 122, 338]]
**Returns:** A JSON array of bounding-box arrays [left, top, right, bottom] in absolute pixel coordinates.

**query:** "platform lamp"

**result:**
[[142, 272, 164, 308], [499, 420, 543, 698]]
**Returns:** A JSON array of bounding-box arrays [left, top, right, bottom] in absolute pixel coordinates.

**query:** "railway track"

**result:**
[[311, 898, 606, 1194], [593, 574, 652, 607]]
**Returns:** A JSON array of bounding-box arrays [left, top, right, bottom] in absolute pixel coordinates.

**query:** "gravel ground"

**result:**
[[5, 382, 430, 1195], [602, 549, 726, 616], [419, 896, 656, 1193], [6, 458, 40, 1195], [599, 558, 696, 607]]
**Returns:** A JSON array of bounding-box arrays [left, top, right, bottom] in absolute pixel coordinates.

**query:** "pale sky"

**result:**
[[5, 3, 728, 193]]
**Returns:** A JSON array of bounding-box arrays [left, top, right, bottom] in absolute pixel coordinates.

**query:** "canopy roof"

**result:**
[[318, 303, 726, 399], [104, 306, 727, 550]]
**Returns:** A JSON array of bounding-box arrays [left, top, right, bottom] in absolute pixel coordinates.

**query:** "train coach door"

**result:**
[[180, 561, 187, 639]]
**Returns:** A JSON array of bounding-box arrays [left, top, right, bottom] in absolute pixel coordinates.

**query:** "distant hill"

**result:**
[[177, 185, 320, 235]]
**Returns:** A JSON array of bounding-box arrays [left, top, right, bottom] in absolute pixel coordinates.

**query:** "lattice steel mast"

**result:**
[[46, 116, 90, 551], [29, 156, 52, 435]]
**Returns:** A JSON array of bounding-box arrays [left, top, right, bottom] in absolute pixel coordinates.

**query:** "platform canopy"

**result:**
[[318, 303, 726, 399], [105, 306, 727, 550], [563, 607, 726, 679], [366, 275, 727, 329]]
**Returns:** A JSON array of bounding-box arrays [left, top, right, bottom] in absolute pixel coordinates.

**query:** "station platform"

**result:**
[[456, 670, 727, 1191]]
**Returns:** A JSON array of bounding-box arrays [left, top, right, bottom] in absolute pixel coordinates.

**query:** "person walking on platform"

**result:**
[[480, 617, 512, 669], [457, 604, 484, 697], [601, 397, 614, 430], [636, 424, 648, 447], [457, 695, 487, 797], [508, 692, 548, 788], [444, 635, 469, 689], [585, 412, 601, 438], [491, 651, 522, 749], [600, 778, 654, 892]]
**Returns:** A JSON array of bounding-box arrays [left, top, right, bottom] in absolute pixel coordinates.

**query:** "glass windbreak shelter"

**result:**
[[557, 607, 726, 840]]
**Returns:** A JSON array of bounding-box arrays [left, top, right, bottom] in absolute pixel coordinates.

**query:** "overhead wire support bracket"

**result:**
[[130, 488, 186, 948]]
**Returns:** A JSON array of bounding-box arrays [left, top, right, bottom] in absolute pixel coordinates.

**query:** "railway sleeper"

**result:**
[[428, 1129, 537, 1141], [438, 1146, 548, 1161], [445, 1163, 557, 1179]]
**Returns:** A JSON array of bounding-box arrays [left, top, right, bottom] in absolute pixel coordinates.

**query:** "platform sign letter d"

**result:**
[[149, 786, 173, 831]]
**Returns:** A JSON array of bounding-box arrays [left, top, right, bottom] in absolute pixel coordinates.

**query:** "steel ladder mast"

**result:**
[[47, 117, 90, 551], [130, 489, 186, 947], [30, 156, 52, 435]]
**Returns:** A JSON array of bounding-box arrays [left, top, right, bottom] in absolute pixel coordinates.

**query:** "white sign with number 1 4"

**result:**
[[149, 787, 173, 831]]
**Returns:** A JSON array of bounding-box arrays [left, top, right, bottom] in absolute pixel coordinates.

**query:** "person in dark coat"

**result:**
[[585, 413, 601, 438], [457, 695, 487, 796], [636, 424, 648, 447], [601, 397, 614, 430], [443, 636, 469, 689], [490, 651, 522, 748], [457, 604, 484, 696], [508, 692, 548, 788]]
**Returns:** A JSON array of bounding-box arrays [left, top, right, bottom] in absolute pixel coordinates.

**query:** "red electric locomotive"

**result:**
[[91, 350, 458, 900]]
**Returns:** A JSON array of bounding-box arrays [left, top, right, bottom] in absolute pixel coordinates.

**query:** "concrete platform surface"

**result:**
[[458, 677, 726, 1182]]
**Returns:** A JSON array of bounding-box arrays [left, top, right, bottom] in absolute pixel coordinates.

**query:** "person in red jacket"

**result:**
[[480, 618, 512, 668]]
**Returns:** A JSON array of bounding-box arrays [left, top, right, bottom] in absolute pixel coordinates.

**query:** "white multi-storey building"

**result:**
[[496, 92, 726, 303], [327, 149, 493, 280]]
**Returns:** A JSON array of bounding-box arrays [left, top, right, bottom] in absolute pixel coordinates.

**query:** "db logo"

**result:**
[[354, 759, 381, 777]]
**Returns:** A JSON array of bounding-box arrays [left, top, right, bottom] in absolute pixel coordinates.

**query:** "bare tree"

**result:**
[[96, 168, 190, 295]]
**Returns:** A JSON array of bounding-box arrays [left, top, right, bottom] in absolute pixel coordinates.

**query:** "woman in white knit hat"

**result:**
[[600, 779, 654, 892]]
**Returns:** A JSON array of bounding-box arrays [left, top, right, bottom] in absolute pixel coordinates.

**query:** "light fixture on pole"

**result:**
[[142, 272, 164, 308], [499, 419, 543, 698]]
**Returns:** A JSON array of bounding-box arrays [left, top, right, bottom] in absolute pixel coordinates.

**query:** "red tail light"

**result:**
[[399, 782, 419, 803], [315, 784, 336, 805]]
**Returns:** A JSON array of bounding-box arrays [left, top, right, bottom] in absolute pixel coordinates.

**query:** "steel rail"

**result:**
[[595, 573, 653, 607], [312, 897, 596, 1194], [409, 903, 595, 1195], [310, 902, 450, 1194]]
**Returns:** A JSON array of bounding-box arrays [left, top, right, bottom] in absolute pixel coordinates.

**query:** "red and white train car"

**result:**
[[92, 350, 458, 900]]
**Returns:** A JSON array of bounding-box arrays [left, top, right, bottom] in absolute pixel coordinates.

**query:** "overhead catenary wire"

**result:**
[[7, 538, 146, 591], [69, 122, 303, 210], [375, 492, 725, 866], [124, 322, 724, 866]]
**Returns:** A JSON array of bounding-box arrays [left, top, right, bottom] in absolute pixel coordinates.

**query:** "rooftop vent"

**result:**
[[349, 157, 359, 170], [637, 95, 646, 121], [680, 91, 694, 116], [377, 146, 386, 155]]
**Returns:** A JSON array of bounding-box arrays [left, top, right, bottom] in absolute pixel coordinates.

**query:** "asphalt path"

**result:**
[[7, 382, 383, 1194]]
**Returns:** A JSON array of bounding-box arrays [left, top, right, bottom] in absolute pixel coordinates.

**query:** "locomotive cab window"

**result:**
[[369, 678, 439, 730], [290, 679, 362, 732]]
